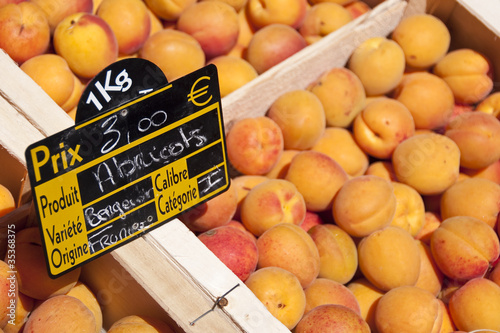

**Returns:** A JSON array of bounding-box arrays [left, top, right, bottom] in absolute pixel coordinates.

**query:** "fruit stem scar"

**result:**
[[189, 283, 240, 326]]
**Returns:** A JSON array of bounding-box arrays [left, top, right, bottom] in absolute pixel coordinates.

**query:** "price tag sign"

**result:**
[[25, 63, 230, 278]]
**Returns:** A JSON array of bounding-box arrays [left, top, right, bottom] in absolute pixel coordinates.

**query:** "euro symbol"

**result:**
[[187, 76, 212, 107]]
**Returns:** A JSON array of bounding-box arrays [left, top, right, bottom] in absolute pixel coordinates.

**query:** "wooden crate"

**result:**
[[0, 0, 498, 331]]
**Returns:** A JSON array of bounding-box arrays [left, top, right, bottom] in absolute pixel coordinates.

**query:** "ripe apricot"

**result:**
[[299, 211, 325, 232], [391, 13, 450, 70], [198, 225, 258, 282], [231, 175, 269, 220], [393, 72, 455, 130], [139, 29, 205, 82], [144, 0, 196, 21], [245, 23, 307, 74], [347, 278, 385, 332], [332, 175, 396, 238], [2, 291, 34, 332], [308, 67, 366, 128], [392, 132, 460, 195], [246, 0, 307, 29], [414, 211, 442, 245], [265, 149, 299, 179], [267, 89, 326, 150], [430, 216, 500, 282], [299, 3, 352, 44], [0, 2, 50, 64], [352, 97, 415, 159], [177, 1, 240, 59], [308, 224, 358, 284], [295, 304, 370, 333], [209, 55, 258, 98], [357, 226, 421, 292], [240, 179, 306, 236], [414, 240, 444, 297], [433, 48, 493, 104], [53, 13, 118, 79], [311, 127, 369, 178], [15, 227, 81, 300], [20, 54, 76, 110], [97, 0, 151, 55], [461, 159, 500, 185], [364, 161, 397, 181], [107, 315, 175, 333], [304, 277, 361, 314], [24, 295, 96, 332], [256, 223, 320, 288], [449, 278, 500, 332], [375, 286, 443, 333], [225, 116, 284, 176], [66, 281, 103, 333], [348, 36, 406, 96], [285, 151, 348, 212], [179, 183, 238, 233], [390, 181, 425, 237], [477, 91, 500, 120], [440, 177, 500, 229], [444, 111, 500, 170], [245, 267, 306, 330]]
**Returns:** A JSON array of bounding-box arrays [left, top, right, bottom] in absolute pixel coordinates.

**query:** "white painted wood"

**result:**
[[0, 87, 45, 165], [456, 0, 500, 35], [0, 49, 74, 137]]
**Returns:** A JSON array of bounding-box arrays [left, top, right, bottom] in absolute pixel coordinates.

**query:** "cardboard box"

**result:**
[[0, 0, 499, 331]]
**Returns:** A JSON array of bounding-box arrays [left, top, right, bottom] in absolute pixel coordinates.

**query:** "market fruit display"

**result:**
[[220, 10, 499, 332], [1, 0, 500, 332]]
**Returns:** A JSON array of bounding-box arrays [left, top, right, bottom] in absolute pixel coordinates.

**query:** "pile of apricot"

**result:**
[[185, 12, 500, 333], [1, 0, 500, 332]]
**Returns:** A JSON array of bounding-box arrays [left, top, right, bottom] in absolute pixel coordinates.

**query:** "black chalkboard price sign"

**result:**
[[25, 61, 230, 278]]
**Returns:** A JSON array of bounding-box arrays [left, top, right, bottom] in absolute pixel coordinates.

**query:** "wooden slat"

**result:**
[[0, 50, 74, 136]]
